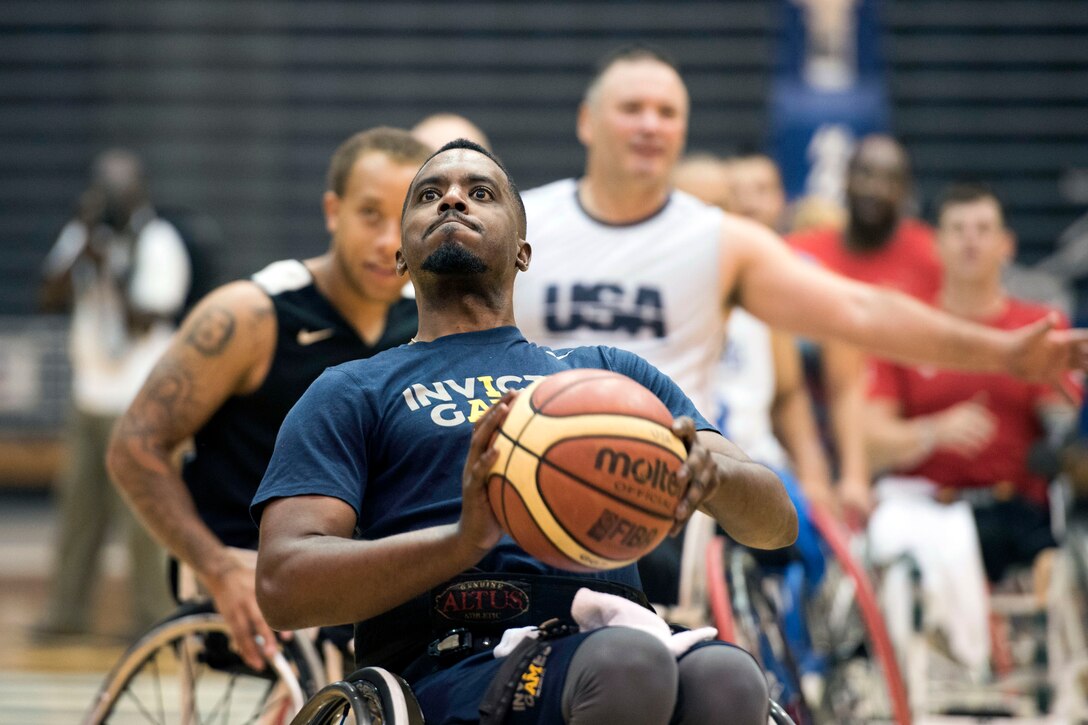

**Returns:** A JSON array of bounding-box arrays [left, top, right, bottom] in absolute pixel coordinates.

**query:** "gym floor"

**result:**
[[0, 493, 129, 724], [0, 492, 1073, 725]]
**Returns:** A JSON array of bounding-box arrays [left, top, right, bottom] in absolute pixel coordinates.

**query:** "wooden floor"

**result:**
[[0, 495, 142, 724], [2, 494, 1082, 724]]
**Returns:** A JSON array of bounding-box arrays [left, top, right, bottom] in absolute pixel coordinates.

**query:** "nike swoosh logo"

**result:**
[[297, 328, 335, 346], [546, 350, 574, 360]]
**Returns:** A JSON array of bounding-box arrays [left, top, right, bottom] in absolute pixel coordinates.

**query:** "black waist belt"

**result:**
[[354, 573, 649, 673]]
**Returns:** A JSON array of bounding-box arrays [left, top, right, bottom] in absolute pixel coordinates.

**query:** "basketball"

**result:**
[[487, 369, 689, 572]]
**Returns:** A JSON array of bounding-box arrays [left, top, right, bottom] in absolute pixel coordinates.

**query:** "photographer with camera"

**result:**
[[35, 148, 191, 641]]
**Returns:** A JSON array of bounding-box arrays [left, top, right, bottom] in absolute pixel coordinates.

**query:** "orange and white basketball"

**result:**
[[488, 369, 689, 572]]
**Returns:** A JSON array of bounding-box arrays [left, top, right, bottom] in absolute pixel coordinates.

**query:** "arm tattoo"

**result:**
[[248, 299, 274, 331], [114, 360, 197, 455], [111, 360, 217, 563], [186, 305, 236, 356]]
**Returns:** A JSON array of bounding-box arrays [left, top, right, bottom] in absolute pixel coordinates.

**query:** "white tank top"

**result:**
[[716, 309, 788, 470], [515, 179, 724, 419]]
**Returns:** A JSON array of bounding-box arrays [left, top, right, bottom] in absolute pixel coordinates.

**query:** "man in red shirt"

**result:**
[[788, 134, 942, 518], [863, 184, 1078, 672], [789, 134, 942, 301]]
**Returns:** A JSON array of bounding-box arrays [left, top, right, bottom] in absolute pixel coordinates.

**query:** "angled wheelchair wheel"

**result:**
[[807, 507, 911, 725], [290, 667, 424, 725], [1046, 518, 1088, 720], [726, 545, 815, 725], [83, 600, 323, 724], [769, 699, 798, 725]]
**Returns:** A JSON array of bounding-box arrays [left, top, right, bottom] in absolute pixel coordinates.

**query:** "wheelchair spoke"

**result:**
[[242, 679, 290, 725], [198, 669, 235, 725], [151, 653, 166, 725], [117, 652, 168, 725], [178, 636, 194, 724]]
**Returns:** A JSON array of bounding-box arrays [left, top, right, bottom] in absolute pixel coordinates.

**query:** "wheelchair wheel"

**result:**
[[1049, 519, 1088, 720], [769, 699, 799, 725], [289, 667, 424, 725], [806, 506, 911, 725], [83, 601, 324, 724], [727, 546, 815, 725]]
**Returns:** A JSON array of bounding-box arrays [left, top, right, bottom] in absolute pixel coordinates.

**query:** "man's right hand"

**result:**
[[201, 552, 279, 671], [456, 391, 516, 561]]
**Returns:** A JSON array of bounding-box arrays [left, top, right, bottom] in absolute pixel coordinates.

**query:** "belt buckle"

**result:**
[[428, 628, 474, 661]]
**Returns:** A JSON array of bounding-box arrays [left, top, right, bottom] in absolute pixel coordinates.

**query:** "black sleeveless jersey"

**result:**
[[182, 260, 418, 549]]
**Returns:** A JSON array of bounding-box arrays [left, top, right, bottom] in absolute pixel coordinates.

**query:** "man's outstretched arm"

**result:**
[[721, 214, 1088, 392]]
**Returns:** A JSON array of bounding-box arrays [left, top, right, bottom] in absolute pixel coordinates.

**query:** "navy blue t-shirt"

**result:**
[[255, 326, 713, 579]]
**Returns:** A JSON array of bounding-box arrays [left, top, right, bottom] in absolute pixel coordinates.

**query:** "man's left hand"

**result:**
[[669, 417, 723, 536]]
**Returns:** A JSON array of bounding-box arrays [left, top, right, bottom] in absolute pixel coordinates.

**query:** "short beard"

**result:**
[[848, 202, 899, 249], [421, 241, 488, 275], [850, 216, 898, 250]]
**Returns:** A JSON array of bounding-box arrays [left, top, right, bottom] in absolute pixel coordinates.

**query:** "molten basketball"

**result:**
[[488, 368, 689, 572]]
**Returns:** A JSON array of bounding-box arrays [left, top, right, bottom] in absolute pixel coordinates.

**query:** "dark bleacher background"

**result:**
[[4, 1, 1087, 314], [0, 0, 779, 315], [886, 1, 1088, 263], [1, 1, 1087, 440]]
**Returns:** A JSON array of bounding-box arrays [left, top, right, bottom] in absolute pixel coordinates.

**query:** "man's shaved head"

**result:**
[[412, 113, 492, 152]]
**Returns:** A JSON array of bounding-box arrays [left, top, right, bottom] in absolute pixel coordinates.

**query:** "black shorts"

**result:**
[[411, 629, 594, 724], [972, 497, 1056, 582]]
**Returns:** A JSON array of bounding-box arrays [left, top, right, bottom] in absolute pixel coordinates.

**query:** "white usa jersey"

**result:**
[[515, 178, 725, 420]]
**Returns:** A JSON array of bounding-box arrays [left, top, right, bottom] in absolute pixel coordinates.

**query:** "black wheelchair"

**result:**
[[290, 664, 798, 724]]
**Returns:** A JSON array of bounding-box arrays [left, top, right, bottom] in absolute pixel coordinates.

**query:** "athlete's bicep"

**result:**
[[260, 495, 356, 543], [256, 493, 356, 623], [117, 282, 276, 450], [724, 217, 872, 340]]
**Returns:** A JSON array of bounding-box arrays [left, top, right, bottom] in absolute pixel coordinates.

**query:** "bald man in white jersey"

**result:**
[[513, 44, 1088, 602]]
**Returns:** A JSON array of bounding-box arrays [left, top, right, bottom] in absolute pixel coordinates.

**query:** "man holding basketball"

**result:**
[[254, 140, 793, 724]]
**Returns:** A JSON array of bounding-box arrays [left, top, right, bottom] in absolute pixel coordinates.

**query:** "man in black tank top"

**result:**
[[107, 127, 432, 669]]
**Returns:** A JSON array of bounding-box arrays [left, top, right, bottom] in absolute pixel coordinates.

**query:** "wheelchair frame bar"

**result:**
[[706, 536, 737, 642]]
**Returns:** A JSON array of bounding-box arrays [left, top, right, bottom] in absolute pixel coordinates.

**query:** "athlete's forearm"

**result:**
[[107, 419, 235, 585], [738, 232, 1015, 372], [772, 386, 832, 491], [696, 432, 797, 549], [704, 457, 797, 549], [257, 507, 482, 630], [768, 331, 834, 492], [836, 285, 1012, 372], [822, 343, 870, 485], [107, 284, 275, 587], [861, 406, 936, 473]]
